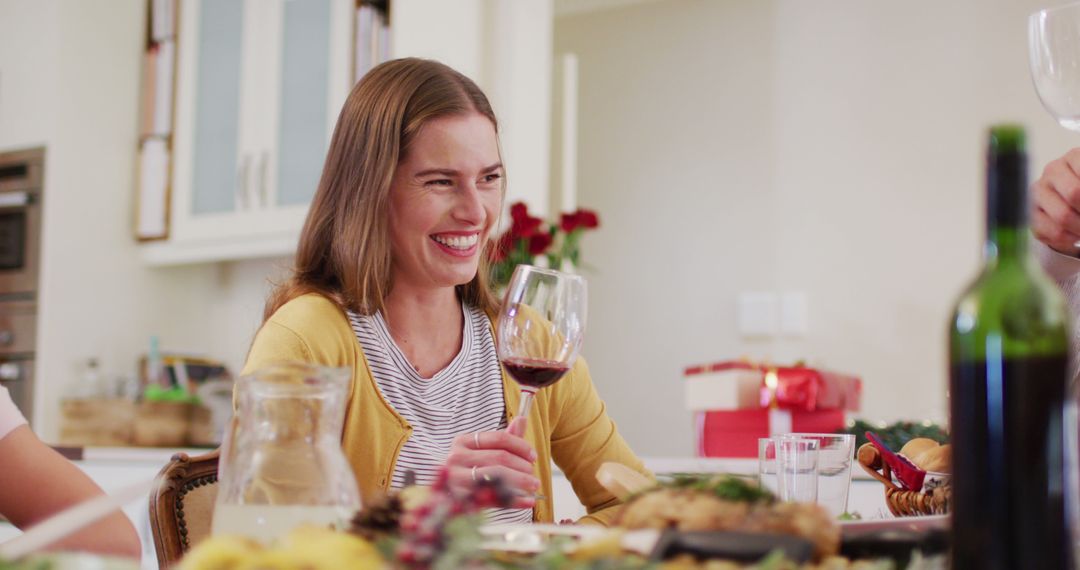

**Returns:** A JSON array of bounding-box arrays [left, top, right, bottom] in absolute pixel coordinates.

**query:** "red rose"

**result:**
[[560, 212, 579, 233], [560, 208, 600, 232], [511, 215, 544, 238], [510, 202, 529, 222], [575, 208, 599, 229], [528, 232, 553, 255], [508, 202, 546, 238]]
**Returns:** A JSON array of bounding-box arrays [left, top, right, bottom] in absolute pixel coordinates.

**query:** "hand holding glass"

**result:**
[[496, 265, 587, 423]]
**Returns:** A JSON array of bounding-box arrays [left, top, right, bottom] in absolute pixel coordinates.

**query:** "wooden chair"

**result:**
[[148, 449, 220, 568]]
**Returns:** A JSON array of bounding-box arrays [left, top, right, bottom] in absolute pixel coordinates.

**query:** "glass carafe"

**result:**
[[212, 362, 360, 543]]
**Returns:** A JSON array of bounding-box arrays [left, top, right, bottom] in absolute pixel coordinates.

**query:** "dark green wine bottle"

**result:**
[[949, 125, 1073, 570]]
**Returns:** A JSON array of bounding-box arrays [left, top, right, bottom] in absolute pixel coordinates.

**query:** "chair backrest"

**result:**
[[148, 449, 220, 568]]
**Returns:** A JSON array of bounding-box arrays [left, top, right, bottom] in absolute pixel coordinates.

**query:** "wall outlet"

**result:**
[[780, 291, 808, 337], [737, 291, 778, 338]]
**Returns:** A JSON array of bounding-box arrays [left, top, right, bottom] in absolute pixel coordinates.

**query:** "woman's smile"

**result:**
[[430, 231, 481, 257]]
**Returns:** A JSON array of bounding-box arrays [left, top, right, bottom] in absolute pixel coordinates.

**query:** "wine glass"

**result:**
[[1030, 2, 1080, 132], [497, 265, 587, 422], [1030, 2, 1080, 249]]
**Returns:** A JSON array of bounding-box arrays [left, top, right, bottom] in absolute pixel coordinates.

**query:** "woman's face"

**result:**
[[388, 112, 503, 292]]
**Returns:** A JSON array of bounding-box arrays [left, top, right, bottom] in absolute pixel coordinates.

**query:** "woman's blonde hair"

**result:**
[[264, 58, 502, 321]]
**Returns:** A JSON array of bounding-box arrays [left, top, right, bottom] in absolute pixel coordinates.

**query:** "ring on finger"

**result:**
[[473, 431, 481, 450], [471, 465, 479, 482]]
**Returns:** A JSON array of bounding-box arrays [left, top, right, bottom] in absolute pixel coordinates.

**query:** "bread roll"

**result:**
[[857, 442, 882, 470], [914, 444, 951, 473], [899, 437, 939, 460]]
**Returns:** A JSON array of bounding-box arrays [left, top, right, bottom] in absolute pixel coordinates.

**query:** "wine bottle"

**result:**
[[949, 125, 1073, 569]]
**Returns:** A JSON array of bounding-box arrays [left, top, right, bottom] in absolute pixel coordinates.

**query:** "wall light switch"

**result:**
[[737, 292, 778, 338], [780, 291, 808, 337]]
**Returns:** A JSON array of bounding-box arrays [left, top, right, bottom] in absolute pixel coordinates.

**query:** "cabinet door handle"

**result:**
[[259, 151, 269, 208], [236, 155, 252, 210]]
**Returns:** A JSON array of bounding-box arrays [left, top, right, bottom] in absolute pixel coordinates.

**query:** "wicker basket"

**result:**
[[857, 442, 950, 517]]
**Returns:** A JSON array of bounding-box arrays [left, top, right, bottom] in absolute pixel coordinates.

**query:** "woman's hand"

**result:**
[[446, 417, 539, 509], [1033, 149, 1080, 255]]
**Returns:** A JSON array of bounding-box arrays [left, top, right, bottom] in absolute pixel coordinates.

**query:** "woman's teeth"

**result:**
[[432, 234, 478, 250]]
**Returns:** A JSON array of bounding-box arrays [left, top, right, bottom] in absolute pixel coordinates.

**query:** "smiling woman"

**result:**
[[241, 58, 648, 526]]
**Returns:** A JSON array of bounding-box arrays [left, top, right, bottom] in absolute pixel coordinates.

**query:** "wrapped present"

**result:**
[[683, 360, 861, 412], [694, 408, 848, 458], [684, 360, 860, 458]]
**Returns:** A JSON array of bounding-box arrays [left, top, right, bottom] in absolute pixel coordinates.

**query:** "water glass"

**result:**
[[789, 433, 855, 517], [776, 438, 819, 504], [758, 437, 778, 494]]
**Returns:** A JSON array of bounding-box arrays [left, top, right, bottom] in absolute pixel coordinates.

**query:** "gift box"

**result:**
[[684, 360, 861, 458], [694, 408, 847, 458], [683, 360, 861, 412]]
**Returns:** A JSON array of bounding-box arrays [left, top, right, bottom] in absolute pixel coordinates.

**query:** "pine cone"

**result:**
[[349, 493, 403, 541]]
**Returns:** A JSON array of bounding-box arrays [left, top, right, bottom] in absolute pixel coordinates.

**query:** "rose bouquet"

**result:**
[[488, 202, 600, 289]]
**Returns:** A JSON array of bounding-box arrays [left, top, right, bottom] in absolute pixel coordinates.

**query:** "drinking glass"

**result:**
[[1030, 2, 1080, 132], [776, 438, 819, 504], [496, 265, 587, 421], [787, 433, 855, 517], [758, 437, 778, 495]]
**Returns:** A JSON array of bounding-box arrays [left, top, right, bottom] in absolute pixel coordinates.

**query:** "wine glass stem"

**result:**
[[516, 390, 536, 421]]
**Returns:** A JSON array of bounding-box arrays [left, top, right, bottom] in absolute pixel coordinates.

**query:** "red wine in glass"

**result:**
[[497, 265, 587, 423], [501, 357, 571, 389]]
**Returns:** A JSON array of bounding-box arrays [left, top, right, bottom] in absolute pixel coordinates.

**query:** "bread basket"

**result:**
[[856, 442, 950, 517]]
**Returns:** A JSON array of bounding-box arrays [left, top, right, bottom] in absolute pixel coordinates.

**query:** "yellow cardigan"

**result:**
[[241, 293, 649, 525]]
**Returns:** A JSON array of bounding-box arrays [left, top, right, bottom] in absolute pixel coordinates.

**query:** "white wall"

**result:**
[[556, 0, 778, 456], [555, 0, 1078, 456]]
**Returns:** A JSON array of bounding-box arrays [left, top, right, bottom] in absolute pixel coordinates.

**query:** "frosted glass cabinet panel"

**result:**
[[191, 0, 244, 215], [278, 0, 332, 207]]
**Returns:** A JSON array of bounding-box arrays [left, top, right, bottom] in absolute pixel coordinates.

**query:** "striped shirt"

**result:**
[[347, 303, 532, 524]]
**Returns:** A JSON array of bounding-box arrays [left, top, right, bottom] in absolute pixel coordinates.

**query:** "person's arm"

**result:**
[[1033, 149, 1080, 280], [547, 357, 652, 526], [0, 426, 141, 559]]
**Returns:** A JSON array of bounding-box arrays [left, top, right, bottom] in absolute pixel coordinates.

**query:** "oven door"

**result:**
[[0, 192, 39, 296]]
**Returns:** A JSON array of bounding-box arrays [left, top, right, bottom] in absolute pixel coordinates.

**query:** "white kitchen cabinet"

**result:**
[[141, 0, 554, 266], [141, 0, 353, 265]]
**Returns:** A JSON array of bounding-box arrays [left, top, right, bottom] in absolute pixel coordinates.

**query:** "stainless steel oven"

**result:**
[[0, 148, 43, 423]]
